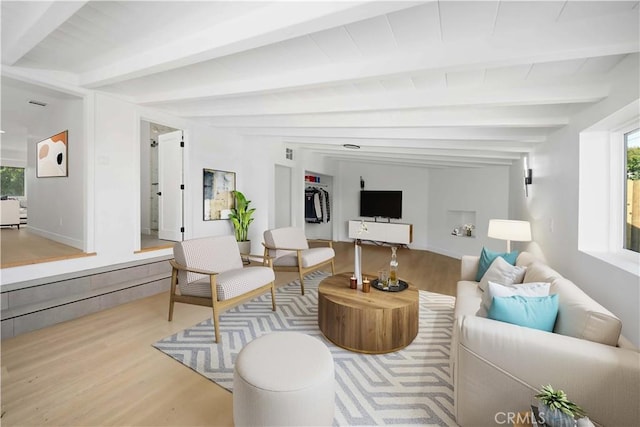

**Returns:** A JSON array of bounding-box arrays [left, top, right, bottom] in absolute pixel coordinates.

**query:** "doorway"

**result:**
[[140, 121, 181, 250]]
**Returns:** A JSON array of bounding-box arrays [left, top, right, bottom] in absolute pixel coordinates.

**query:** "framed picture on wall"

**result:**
[[203, 169, 236, 221], [36, 130, 68, 177]]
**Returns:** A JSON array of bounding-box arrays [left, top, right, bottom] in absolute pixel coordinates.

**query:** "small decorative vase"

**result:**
[[389, 246, 398, 287], [466, 229, 472, 236], [539, 404, 576, 427]]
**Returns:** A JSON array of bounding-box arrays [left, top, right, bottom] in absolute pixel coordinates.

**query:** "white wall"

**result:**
[[274, 164, 292, 229], [336, 161, 430, 248], [186, 129, 277, 256], [27, 97, 85, 249], [93, 94, 140, 257], [510, 53, 640, 345], [0, 126, 28, 168], [428, 166, 511, 258]]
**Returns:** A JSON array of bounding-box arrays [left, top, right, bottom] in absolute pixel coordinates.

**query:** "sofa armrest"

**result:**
[[456, 315, 640, 427], [460, 255, 479, 281]]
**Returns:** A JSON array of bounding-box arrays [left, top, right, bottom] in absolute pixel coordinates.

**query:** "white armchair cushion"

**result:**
[[174, 235, 243, 287], [263, 227, 310, 260], [300, 247, 335, 268], [178, 265, 275, 301], [273, 253, 298, 267], [217, 267, 275, 301], [264, 227, 309, 249], [272, 247, 335, 269]]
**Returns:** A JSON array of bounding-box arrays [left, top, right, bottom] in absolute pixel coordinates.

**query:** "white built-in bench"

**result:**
[[1, 255, 172, 339]]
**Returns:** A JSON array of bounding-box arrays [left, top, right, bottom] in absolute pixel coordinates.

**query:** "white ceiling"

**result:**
[[2, 1, 639, 168]]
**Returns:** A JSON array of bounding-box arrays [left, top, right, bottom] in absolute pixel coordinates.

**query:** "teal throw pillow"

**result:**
[[488, 294, 559, 332], [475, 247, 518, 281]]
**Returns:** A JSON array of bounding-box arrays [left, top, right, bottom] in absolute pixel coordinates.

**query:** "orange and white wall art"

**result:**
[[36, 130, 68, 177]]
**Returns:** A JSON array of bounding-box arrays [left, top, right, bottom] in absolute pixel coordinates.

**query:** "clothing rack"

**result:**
[[305, 182, 328, 188]]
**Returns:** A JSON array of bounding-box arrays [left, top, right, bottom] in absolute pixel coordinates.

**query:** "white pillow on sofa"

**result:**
[[477, 281, 551, 317], [478, 256, 527, 292]]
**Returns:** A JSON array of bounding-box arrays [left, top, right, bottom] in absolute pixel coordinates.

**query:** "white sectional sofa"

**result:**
[[452, 251, 640, 427]]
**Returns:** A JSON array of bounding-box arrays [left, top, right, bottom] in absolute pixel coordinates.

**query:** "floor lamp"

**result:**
[[487, 219, 532, 252]]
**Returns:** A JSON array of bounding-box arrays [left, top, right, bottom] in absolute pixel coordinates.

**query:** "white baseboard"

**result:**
[[25, 226, 83, 250], [425, 245, 463, 260]]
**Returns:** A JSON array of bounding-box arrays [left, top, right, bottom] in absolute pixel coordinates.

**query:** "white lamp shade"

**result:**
[[487, 219, 532, 242]]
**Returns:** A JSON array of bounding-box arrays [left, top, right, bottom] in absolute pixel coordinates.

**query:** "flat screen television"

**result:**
[[359, 190, 402, 219]]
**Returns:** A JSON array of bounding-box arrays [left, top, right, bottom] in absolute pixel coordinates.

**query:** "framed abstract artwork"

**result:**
[[203, 169, 236, 221], [36, 130, 68, 177]]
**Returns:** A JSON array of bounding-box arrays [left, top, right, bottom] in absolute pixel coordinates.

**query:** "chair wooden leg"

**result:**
[[331, 259, 335, 275], [168, 267, 178, 321], [270, 282, 276, 311], [212, 307, 221, 343], [298, 270, 305, 295], [210, 274, 221, 343]]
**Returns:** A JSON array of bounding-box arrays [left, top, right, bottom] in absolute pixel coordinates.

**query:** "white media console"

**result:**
[[348, 220, 413, 245]]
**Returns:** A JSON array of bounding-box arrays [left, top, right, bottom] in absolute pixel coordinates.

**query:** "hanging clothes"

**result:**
[[305, 186, 330, 223]]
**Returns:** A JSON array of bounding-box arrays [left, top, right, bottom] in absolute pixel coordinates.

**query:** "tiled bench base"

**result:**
[[1, 257, 172, 339]]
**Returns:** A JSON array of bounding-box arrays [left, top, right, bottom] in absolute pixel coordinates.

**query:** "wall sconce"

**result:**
[[523, 155, 533, 196]]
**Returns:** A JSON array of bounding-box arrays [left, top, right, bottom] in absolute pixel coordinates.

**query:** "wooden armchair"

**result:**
[[169, 235, 276, 343], [262, 227, 335, 295]]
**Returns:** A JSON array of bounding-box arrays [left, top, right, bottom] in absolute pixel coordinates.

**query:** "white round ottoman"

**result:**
[[233, 332, 335, 427]]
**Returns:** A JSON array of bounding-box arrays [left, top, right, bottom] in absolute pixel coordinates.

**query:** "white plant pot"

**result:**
[[237, 240, 251, 255]]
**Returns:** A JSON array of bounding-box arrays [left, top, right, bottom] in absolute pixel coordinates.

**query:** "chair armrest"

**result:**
[[240, 253, 272, 261], [169, 259, 219, 276], [308, 239, 333, 248], [261, 242, 305, 251], [240, 253, 274, 267]]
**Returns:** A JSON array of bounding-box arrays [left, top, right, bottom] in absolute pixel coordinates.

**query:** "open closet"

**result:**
[[304, 171, 332, 240]]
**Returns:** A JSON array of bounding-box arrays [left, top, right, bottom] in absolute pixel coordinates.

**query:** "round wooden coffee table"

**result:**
[[317, 272, 419, 354]]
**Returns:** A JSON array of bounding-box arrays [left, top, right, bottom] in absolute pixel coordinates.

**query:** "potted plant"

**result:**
[[535, 385, 586, 427], [462, 223, 475, 236], [228, 190, 255, 255]]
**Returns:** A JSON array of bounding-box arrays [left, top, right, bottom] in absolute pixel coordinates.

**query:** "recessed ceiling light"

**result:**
[[343, 144, 360, 149]]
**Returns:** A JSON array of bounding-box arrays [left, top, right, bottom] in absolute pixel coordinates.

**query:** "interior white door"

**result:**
[[158, 130, 183, 241]]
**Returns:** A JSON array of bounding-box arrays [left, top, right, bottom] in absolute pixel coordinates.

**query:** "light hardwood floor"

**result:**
[[0, 228, 92, 268], [0, 242, 460, 426], [1, 228, 174, 268]]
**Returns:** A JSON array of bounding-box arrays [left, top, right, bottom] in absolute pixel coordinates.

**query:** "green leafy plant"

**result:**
[[228, 190, 255, 242], [535, 385, 586, 418]]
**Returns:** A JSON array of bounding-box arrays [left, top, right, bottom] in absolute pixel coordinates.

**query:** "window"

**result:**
[[578, 99, 639, 276], [625, 128, 640, 253], [0, 166, 25, 197]]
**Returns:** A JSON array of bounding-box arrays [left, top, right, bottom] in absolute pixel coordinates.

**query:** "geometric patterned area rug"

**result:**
[[153, 271, 458, 426]]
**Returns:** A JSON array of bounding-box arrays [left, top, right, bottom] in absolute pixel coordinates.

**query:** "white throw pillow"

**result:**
[[478, 256, 527, 292], [477, 281, 551, 317]]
